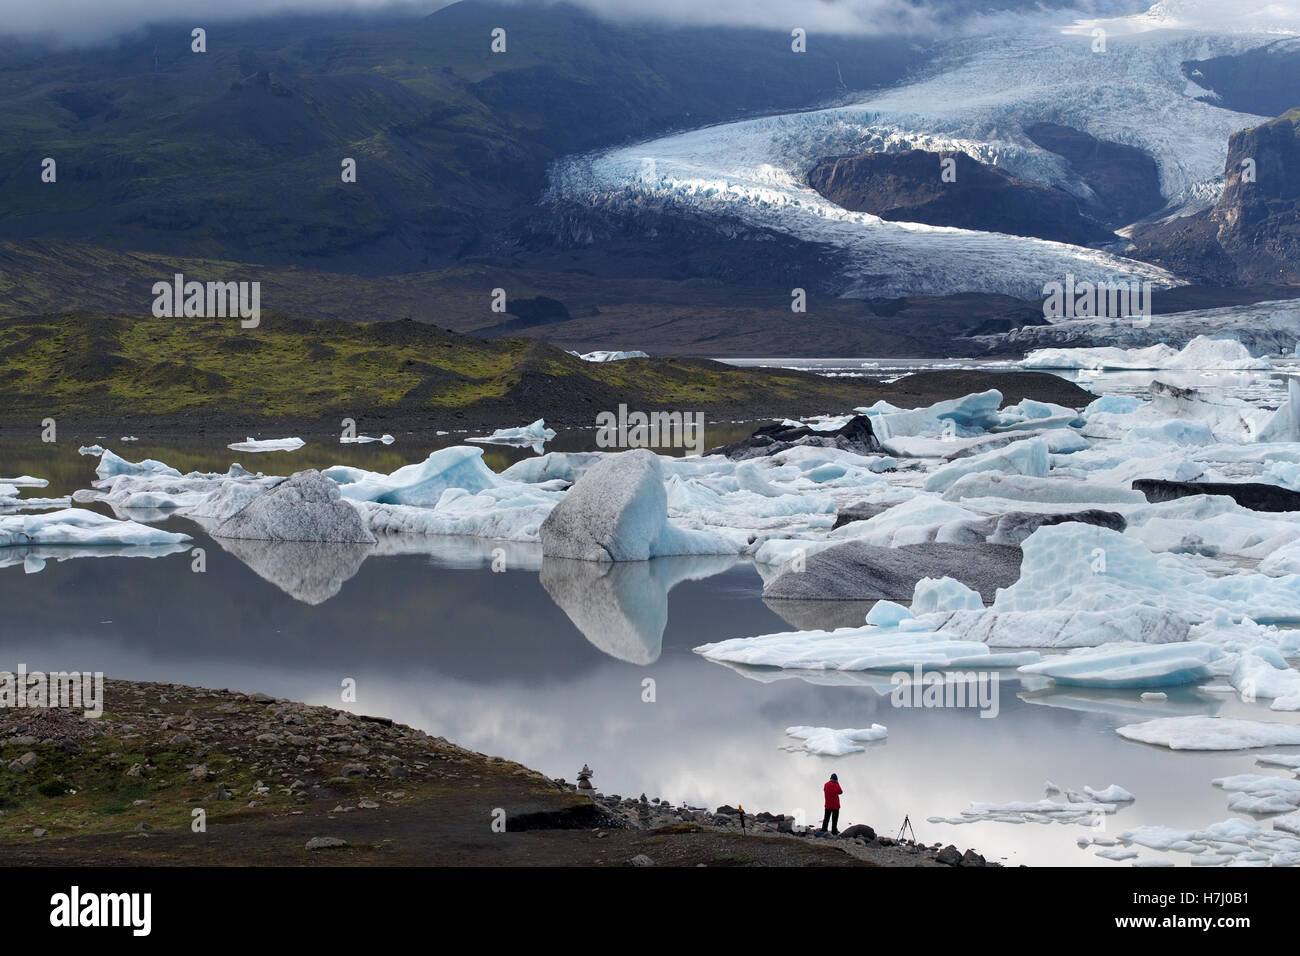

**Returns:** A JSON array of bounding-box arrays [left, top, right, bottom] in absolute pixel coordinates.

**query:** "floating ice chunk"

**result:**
[[1230, 647, 1300, 710], [541, 449, 743, 561], [986, 524, 1300, 625], [866, 390, 1003, 440], [326, 447, 500, 506], [923, 438, 1048, 493], [1017, 642, 1222, 689], [1257, 754, 1300, 770], [1117, 717, 1300, 751], [0, 476, 48, 488], [1083, 395, 1142, 417], [355, 484, 560, 542], [227, 437, 305, 453], [931, 604, 1191, 649], [785, 724, 887, 756], [212, 471, 376, 544], [468, 419, 556, 446], [865, 600, 912, 627], [1085, 784, 1136, 803], [1141, 692, 1168, 702], [0, 508, 191, 549], [940, 473, 1144, 504], [1096, 847, 1139, 861], [95, 450, 182, 480], [1257, 376, 1300, 443], [77, 444, 105, 456], [912, 576, 982, 614], [340, 433, 395, 444], [695, 624, 1039, 671], [1023, 336, 1269, 372], [500, 452, 605, 485], [568, 350, 649, 362]]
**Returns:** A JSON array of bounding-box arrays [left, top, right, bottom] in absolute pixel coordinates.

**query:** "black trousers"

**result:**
[[822, 808, 839, 833]]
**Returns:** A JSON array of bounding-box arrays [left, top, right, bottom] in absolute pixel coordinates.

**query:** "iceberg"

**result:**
[[539, 449, 744, 561], [1116, 717, 1300, 751], [1017, 642, 1223, 689], [695, 624, 1039, 672], [325, 447, 500, 507], [784, 725, 887, 756], [226, 437, 305, 453], [1022, 336, 1270, 372], [340, 433, 395, 444], [0, 508, 191, 549], [568, 350, 649, 362], [467, 419, 556, 447]]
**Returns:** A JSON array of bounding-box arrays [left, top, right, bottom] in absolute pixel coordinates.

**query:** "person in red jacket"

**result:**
[[822, 773, 843, 835]]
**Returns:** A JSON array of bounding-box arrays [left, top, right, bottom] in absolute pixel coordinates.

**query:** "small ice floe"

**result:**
[[1119, 817, 1300, 867], [1229, 647, 1300, 710], [928, 786, 1122, 826], [77, 445, 105, 456], [340, 434, 395, 445], [0, 476, 48, 488], [467, 419, 556, 449], [120, 435, 139, 442], [95, 450, 182, 480], [1257, 754, 1300, 770], [1096, 847, 1139, 861], [1212, 774, 1300, 814], [1016, 643, 1223, 689], [1084, 784, 1136, 803], [1141, 692, 1168, 702], [1116, 716, 1300, 751], [696, 623, 1039, 671], [568, 350, 649, 362], [227, 437, 305, 453], [784, 725, 887, 756], [0, 509, 191, 549]]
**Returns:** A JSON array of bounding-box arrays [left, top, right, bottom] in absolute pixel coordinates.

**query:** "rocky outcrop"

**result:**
[[807, 149, 1113, 244], [1131, 108, 1300, 284]]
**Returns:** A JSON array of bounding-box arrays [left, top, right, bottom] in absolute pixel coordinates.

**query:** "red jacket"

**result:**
[[824, 780, 842, 809]]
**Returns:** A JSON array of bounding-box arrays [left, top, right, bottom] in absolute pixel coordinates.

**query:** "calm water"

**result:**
[[3, 364, 1298, 867]]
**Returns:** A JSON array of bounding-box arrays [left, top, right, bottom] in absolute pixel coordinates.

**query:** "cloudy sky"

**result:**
[[0, 0, 1153, 46]]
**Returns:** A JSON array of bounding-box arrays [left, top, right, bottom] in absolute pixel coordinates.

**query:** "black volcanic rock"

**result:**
[[705, 415, 880, 460], [1024, 122, 1164, 226], [806, 149, 1112, 244], [1131, 109, 1300, 284], [1132, 478, 1300, 512]]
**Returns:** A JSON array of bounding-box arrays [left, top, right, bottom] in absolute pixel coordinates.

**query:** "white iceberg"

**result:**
[[1116, 717, 1300, 751], [227, 437, 305, 453], [467, 419, 556, 447], [0, 508, 191, 549], [784, 725, 887, 756]]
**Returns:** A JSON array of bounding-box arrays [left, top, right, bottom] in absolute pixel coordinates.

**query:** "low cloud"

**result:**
[[0, 0, 1145, 46]]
